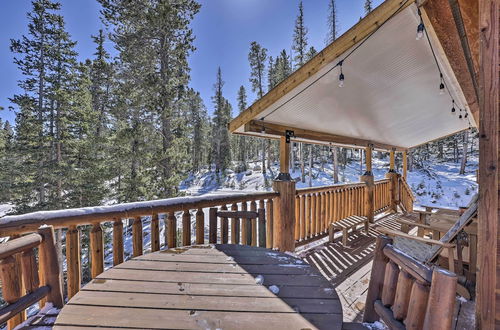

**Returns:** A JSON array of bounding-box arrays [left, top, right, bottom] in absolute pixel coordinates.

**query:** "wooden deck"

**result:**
[[54, 244, 343, 330]]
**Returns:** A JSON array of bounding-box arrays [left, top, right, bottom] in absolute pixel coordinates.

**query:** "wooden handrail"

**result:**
[[296, 182, 367, 195], [0, 233, 42, 259], [0, 191, 278, 236], [0, 286, 49, 325]]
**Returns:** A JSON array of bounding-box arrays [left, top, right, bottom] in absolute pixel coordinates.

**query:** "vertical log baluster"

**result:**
[[132, 217, 143, 257], [266, 199, 274, 248], [250, 200, 257, 246], [258, 208, 266, 248], [241, 201, 248, 245], [221, 205, 228, 244], [311, 193, 317, 236], [305, 194, 311, 238], [196, 208, 205, 244], [89, 223, 104, 278], [230, 203, 239, 244], [0, 256, 24, 328], [315, 192, 321, 235], [167, 212, 177, 248], [113, 219, 124, 266], [182, 210, 191, 246], [38, 226, 64, 308], [209, 207, 217, 244], [20, 249, 39, 294], [66, 225, 81, 299], [299, 195, 305, 240], [151, 213, 160, 252], [258, 200, 265, 245], [294, 196, 300, 241]]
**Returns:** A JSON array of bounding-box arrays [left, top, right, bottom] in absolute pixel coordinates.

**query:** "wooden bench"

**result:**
[[328, 215, 369, 246]]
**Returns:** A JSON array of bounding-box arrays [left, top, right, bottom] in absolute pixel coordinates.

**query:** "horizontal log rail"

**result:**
[[0, 191, 278, 302], [0, 226, 63, 330]]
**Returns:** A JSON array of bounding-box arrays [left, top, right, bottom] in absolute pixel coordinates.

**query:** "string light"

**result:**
[[451, 100, 456, 115], [338, 61, 345, 88], [416, 9, 424, 40], [439, 74, 445, 95], [458, 109, 463, 119]]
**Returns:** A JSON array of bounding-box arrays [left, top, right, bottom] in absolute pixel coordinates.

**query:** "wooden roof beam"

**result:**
[[245, 120, 406, 152]]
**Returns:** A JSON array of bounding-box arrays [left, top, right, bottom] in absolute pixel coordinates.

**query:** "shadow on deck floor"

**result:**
[[297, 213, 475, 328], [297, 215, 401, 322]]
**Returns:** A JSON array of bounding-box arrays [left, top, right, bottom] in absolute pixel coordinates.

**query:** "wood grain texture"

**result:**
[[477, 0, 499, 328], [55, 244, 342, 330]]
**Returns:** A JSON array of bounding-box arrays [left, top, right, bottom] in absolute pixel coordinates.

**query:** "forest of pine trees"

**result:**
[[0, 0, 476, 214]]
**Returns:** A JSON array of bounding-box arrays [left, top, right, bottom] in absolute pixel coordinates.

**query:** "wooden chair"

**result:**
[[376, 195, 478, 298], [209, 207, 266, 247], [344, 235, 458, 329], [0, 225, 63, 329]]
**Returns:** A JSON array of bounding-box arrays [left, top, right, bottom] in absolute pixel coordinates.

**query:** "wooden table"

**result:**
[[54, 244, 342, 329]]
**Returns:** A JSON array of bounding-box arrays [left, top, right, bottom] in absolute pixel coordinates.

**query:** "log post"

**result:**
[[196, 208, 205, 245], [89, 223, 104, 278], [132, 217, 143, 257], [0, 256, 24, 328], [38, 226, 64, 308], [266, 199, 273, 248], [167, 212, 177, 248], [363, 235, 392, 322], [273, 133, 296, 252], [423, 269, 457, 330], [113, 219, 124, 266], [386, 148, 399, 212], [477, 0, 499, 327], [360, 144, 375, 223], [182, 210, 191, 246], [65, 225, 80, 299], [151, 213, 160, 252]]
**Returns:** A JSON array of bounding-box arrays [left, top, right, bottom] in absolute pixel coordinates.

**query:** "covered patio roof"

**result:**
[[229, 0, 479, 151]]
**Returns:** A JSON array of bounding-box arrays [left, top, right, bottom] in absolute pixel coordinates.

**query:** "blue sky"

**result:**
[[0, 0, 382, 123]]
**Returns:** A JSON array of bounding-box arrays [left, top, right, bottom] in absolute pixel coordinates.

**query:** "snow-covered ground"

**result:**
[[180, 155, 478, 209]]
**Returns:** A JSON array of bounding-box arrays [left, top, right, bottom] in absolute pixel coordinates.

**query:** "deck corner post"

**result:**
[[363, 235, 392, 322], [272, 179, 296, 252], [38, 225, 64, 309], [386, 148, 399, 212]]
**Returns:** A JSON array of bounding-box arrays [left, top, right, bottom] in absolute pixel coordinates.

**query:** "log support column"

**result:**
[[386, 148, 399, 213], [273, 132, 296, 252], [360, 144, 375, 223]]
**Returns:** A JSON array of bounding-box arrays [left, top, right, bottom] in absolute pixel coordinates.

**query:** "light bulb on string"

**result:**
[[458, 109, 463, 119], [338, 61, 344, 88], [439, 74, 445, 95], [416, 23, 424, 40], [416, 9, 424, 40], [451, 100, 456, 115]]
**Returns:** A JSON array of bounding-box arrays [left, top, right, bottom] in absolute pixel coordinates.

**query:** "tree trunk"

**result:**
[[459, 131, 469, 175], [261, 139, 266, 174], [332, 146, 339, 183], [290, 142, 295, 172], [300, 143, 305, 183], [308, 145, 313, 187], [359, 149, 363, 174]]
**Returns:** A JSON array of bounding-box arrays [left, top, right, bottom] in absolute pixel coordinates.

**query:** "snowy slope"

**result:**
[[180, 156, 478, 209]]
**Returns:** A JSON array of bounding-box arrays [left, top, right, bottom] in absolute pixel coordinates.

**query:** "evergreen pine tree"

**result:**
[[211, 68, 231, 175], [292, 1, 308, 68], [326, 0, 339, 44], [364, 0, 373, 15], [236, 86, 248, 171]]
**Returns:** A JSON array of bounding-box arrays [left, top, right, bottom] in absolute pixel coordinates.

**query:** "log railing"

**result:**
[[294, 180, 391, 245], [374, 179, 391, 214], [0, 191, 277, 300], [398, 176, 415, 212], [0, 226, 63, 329]]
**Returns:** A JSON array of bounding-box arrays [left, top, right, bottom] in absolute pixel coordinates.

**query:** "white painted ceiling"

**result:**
[[234, 4, 473, 149]]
